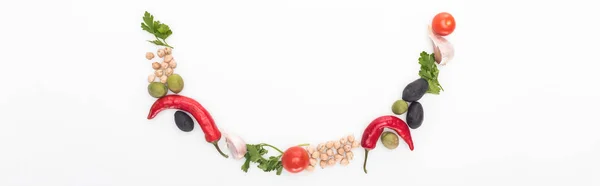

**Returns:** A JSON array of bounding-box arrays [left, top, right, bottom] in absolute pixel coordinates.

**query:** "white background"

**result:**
[[1, 0, 599, 185]]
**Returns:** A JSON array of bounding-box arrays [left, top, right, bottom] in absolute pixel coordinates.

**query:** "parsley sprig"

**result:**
[[418, 51, 443, 94], [241, 143, 309, 175], [141, 11, 174, 48]]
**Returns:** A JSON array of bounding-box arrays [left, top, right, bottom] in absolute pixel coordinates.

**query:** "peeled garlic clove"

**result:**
[[428, 25, 454, 65], [224, 133, 247, 159]]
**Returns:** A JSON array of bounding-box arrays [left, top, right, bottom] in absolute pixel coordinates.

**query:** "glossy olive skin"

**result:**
[[406, 102, 424, 129], [402, 78, 429, 102], [174, 111, 194, 132]]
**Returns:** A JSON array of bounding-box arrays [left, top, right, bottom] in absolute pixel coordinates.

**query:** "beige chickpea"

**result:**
[[160, 75, 168, 83], [352, 141, 360, 148], [327, 158, 335, 166], [309, 158, 317, 166], [326, 149, 334, 156], [319, 160, 327, 168], [326, 141, 334, 148], [340, 137, 347, 145], [152, 62, 161, 70], [340, 158, 349, 166], [164, 47, 172, 54], [169, 59, 177, 69], [165, 67, 174, 76], [346, 151, 354, 160], [344, 144, 352, 152], [311, 151, 320, 159], [164, 54, 173, 62], [334, 154, 343, 161], [319, 153, 329, 160], [348, 135, 355, 142], [157, 49, 166, 58], [161, 62, 169, 69], [337, 147, 345, 155], [307, 146, 315, 154], [145, 52, 154, 60], [148, 74, 156, 83], [333, 141, 341, 149], [154, 69, 164, 77], [306, 165, 315, 172], [317, 143, 325, 151]]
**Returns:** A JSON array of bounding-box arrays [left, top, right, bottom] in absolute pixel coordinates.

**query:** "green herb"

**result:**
[[141, 11, 174, 48], [241, 143, 284, 175], [418, 51, 443, 94]]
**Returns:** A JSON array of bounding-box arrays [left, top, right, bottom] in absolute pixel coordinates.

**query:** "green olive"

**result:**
[[167, 74, 184, 93], [381, 131, 399, 149], [148, 82, 167, 98], [391, 100, 409, 115]]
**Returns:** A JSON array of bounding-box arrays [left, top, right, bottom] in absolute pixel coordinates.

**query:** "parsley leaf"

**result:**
[[141, 11, 174, 48], [240, 143, 284, 175], [418, 51, 444, 94]]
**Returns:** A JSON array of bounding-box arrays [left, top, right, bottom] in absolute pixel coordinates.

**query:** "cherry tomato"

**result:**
[[431, 12, 455, 36], [281, 146, 309, 173]]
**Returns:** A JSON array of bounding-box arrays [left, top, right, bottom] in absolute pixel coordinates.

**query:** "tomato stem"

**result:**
[[297, 143, 310, 147]]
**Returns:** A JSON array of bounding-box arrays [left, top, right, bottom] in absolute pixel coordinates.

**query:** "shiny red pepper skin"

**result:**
[[361, 115, 414, 173], [147, 94, 228, 158]]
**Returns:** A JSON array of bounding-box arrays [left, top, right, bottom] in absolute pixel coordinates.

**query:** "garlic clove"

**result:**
[[224, 132, 247, 159], [428, 25, 455, 66]]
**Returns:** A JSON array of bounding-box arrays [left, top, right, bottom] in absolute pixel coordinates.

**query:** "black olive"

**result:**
[[402, 78, 429, 102], [174, 111, 194, 132], [406, 102, 424, 129]]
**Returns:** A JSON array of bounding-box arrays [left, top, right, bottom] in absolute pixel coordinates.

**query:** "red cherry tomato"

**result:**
[[281, 146, 309, 173], [432, 12, 455, 36]]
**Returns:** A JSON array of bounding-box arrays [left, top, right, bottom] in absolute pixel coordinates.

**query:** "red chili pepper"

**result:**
[[361, 115, 413, 173], [147, 94, 229, 158]]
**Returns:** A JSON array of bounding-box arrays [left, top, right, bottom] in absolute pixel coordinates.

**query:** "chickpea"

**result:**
[[307, 146, 315, 154], [319, 153, 329, 160], [148, 74, 156, 83], [327, 158, 335, 166], [161, 62, 169, 69], [352, 141, 360, 148], [326, 149, 334, 156], [157, 49, 166, 58], [152, 62, 161, 70], [311, 151, 320, 159], [337, 148, 345, 155], [164, 47, 172, 54], [333, 141, 341, 149], [344, 144, 351, 152], [317, 143, 325, 151], [334, 154, 343, 161], [319, 160, 327, 168], [340, 158, 349, 166], [340, 137, 347, 145], [326, 141, 334, 148], [164, 54, 173, 62], [306, 165, 315, 172], [165, 67, 173, 76], [348, 135, 355, 142], [145, 52, 154, 60], [169, 59, 177, 69], [154, 69, 164, 77], [160, 75, 168, 84], [346, 151, 354, 160], [309, 158, 317, 166]]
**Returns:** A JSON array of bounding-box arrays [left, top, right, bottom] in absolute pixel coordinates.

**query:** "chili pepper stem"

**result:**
[[297, 143, 310, 147], [212, 141, 229, 158], [363, 149, 370, 174]]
